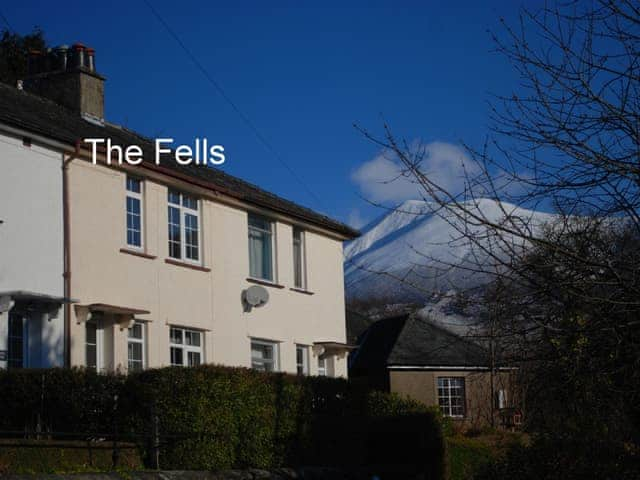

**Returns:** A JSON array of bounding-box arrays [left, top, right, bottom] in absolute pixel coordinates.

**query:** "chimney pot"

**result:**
[[23, 41, 105, 120], [85, 47, 95, 71]]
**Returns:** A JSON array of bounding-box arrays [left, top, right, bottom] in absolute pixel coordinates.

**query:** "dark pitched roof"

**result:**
[[0, 82, 358, 238], [350, 313, 489, 372]]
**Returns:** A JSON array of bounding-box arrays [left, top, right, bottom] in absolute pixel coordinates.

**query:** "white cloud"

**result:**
[[351, 141, 476, 203], [347, 208, 368, 229]]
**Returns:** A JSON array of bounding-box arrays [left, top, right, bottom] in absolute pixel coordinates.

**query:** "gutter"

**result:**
[[0, 121, 358, 240], [62, 140, 80, 367], [387, 365, 518, 371]]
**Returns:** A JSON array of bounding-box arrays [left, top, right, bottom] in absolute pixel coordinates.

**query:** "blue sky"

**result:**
[[2, 1, 535, 228]]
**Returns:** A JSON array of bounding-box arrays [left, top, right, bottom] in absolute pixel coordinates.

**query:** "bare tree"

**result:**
[[353, 0, 640, 444]]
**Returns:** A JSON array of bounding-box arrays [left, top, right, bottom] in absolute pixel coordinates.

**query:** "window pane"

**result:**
[[317, 356, 326, 376], [248, 214, 271, 232], [293, 229, 304, 288], [182, 195, 198, 210], [251, 341, 276, 371], [185, 213, 199, 261], [128, 323, 143, 339], [437, 377, 465, 417], [168, 190, 181, 205], [296, 346, 308, 375], [170, 328, 183, 345], [188, 351, 201, 366], [170, 347, 183, 366], [128, 343, 143, 371], [187, 331, 200, 347], [127, 177, 141, 193], [249, 226, 273, 281], [168, 206, 182, 258], [9, 315, 26, 369]]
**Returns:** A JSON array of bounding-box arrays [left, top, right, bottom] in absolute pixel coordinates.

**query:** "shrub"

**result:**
[[0, 439, 142, 474], [474, 435, 640, 480], [0, 367, 446, 478]]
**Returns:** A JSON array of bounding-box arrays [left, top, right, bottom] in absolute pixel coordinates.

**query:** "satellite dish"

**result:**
[[243, 285, 269, 309]]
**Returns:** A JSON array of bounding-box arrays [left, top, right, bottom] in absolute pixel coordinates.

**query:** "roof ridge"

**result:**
[[0, 81, 358, 238]]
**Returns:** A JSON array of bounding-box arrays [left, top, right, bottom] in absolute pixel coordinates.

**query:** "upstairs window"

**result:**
[[438, 377, 466, 417], [126, 176, 143, 248], [168, 190, 200, 262], [292, 228, 306, 289], [248, 214, 275, 281], [170, 327, 203, 366]]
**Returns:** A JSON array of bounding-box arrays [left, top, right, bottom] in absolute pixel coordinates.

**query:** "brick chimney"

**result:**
[[23, 43, 105, 121]]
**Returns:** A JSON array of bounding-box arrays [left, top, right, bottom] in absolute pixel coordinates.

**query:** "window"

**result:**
[[496, 389, 508, 410], [248, 214, 275, 281], [317, 355, 334, 377], [169, 327, 203, 366], [293, 228, 306, 289], [296, 345, 309, 375], [251, 339, 278, 372], [168, 190, 200, 262], [126, 176, 144, 248], [127, 321, 145, 372], [438, 377, 466, 417], [86, 319, 99, 370], [8, 313, 25, 369]]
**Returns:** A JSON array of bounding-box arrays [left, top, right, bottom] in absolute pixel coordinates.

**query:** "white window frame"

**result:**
[[496, 389, 508, 410], [169, 327, 204, 366], [248, 214, 277, 282], [167, 189, 201, 264], [317, 355, 327, 376], [437, 377, 466, 418], [85, 318, 103, 371], [296, 344, 309, 375], [292, 228, 307, 289], [126, 176, 144, 249], [250, 338, 279, 372], [127, 321, 146, 372], [7, 312, 27, 369]]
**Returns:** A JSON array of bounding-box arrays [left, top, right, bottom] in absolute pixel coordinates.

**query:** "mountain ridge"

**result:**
[[344, 198, 555, 303]]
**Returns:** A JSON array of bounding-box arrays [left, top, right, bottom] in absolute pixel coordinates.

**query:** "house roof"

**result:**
[[350, 313, 490, 371], [0, 82, 359, 239]]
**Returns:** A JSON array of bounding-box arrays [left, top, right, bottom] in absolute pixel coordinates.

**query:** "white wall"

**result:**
[[68, 160, 350, 376], [0, 130, 65, 367]]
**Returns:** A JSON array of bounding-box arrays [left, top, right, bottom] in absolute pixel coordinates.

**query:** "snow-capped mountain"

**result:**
[[344, 198, 555, 304]]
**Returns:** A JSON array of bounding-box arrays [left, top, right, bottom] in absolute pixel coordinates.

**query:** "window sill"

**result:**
[[165, 258, 211, 272], [290, 287, 315, 295], [246, 277, 285, 289], [120, 248, 157, 260]]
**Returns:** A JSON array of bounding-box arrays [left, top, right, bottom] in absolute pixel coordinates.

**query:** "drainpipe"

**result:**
[[62, 140, 80, 367]]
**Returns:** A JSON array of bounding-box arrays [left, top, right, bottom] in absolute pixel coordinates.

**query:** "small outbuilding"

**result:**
[[349, 312, 520, 430]]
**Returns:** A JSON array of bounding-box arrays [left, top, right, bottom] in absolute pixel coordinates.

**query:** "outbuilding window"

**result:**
[[437, 377, 466, 417]]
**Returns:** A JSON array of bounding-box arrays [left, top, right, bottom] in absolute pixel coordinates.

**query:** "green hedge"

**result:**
[[0, 367, 445, 478], [0, 439, 142, 475]]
